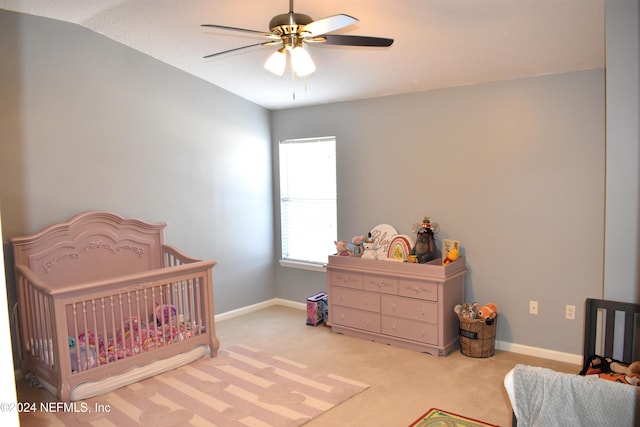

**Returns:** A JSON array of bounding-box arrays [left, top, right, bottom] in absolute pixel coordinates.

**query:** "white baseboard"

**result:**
[[215, 298, 305, 322], [216, 299, 583, 365], [496, 340, 582, 365]]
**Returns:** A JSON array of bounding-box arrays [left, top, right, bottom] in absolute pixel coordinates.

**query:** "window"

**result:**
[[279, 137, 337, 267]]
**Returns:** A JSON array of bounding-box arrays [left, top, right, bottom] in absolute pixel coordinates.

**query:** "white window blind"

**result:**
[[279, 137, 337, 264]]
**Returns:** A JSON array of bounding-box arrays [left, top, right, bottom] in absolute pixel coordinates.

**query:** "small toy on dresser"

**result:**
[[410, 216, 438, 263], [350, 235, 364, 256], [334, 239, 350, 256], [443, 247, 459, 265], [361, 232, 377, 259], [441, 238, 460, 265]]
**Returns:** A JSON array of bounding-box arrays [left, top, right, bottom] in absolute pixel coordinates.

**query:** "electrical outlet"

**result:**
[[565, 305, 576, 320], [529, 300, 539, 315]]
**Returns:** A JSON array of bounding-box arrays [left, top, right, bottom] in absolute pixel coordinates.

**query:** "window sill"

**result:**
[[278, 259, 327, 272]]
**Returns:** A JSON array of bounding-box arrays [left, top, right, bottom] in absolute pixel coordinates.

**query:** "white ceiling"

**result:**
[[0, 0, 605, 110]]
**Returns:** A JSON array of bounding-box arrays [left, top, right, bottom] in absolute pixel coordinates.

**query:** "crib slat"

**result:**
[[195, 279, 202, 333], [98, 297, 108, 365], [90, 300, 100, 370]]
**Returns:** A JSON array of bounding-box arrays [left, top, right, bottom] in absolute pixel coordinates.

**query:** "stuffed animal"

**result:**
[[152, 302, 177, 326], [361, 241, 377, 259], [410, 217, 437, 263], [581, 355, 640, 386], [351, 235, 364, 256], [454, 302, 480, 319], [443, 247, 459, 265], [361, 233, 377, 260], [70, 343, 98, 372], [334, 240, 350, 256], [477, 303, 498, 321], [611, 359, 640, 378]]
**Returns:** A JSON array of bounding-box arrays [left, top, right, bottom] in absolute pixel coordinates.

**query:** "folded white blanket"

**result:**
[[506, 364, 639, 427]]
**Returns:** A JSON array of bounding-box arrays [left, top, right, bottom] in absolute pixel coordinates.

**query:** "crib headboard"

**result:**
[[11, 211, 168, 288]]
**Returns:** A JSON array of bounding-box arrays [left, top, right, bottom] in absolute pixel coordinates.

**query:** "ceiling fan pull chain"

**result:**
[[291, 65, 296, 100]]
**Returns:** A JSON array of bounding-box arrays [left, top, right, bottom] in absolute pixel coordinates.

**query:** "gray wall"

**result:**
[[0, 10, 276, 314], [272, 70, 606, 355], [604, 0, 640, 303]]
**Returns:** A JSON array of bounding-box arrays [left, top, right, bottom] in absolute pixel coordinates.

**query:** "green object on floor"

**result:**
[[409, 408, 499, 427]]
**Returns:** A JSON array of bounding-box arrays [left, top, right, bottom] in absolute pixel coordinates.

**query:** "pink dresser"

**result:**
[[327, 255, 466, 356]]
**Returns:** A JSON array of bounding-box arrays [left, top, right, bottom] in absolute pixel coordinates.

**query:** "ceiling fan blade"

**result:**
[[320, 34, 394, 47], [203, 41, 278, 59], [201, 24, 278, 39], [302, 14, 358, 37]]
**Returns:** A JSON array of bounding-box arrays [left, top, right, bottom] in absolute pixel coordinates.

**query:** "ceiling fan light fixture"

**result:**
[[291, 45, 315, 77], [204, 1, 393, 81], [264, 48, 287, 76]]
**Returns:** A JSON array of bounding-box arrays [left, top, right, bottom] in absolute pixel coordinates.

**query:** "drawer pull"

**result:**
[[391, 304, 397, 311], [403, 285, 433, 294], [339, 276, 358, 285], [373, 280, 392, 288]]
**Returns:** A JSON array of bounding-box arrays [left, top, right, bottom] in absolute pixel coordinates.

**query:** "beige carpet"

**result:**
[[19, 344, 368, 426], [17, 305, 581, 426]]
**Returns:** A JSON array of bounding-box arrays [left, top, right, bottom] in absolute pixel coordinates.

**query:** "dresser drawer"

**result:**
[[332, 286, 381, 312], [381, 316, 437, 345], [330, 271, 363, 289], [332, 305, 381, 333], [381, 295, 437, 323], [398, 279, 437, 301], [363, 274, 398, 294]]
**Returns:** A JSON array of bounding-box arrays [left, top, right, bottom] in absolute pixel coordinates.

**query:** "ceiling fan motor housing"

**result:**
[[269, 13, 313, 36]]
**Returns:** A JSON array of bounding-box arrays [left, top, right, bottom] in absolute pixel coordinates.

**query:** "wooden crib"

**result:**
[[10, 211, 219, 402]]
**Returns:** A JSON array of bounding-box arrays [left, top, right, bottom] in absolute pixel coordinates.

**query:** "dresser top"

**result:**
[[327, 255, 466, 281]]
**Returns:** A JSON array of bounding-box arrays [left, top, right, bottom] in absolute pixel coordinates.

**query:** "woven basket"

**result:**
[[458, 315, 497, 358]]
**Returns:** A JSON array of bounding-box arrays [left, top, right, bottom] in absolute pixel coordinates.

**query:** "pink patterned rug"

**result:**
[[21, 344, 369, 426]]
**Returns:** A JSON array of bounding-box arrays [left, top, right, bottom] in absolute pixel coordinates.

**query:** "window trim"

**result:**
[[278, 259, 327, 272]]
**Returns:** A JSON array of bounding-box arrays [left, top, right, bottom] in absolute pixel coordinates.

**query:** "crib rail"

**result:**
[[14, 266, 58, 386], [14, 259, 217, 401], [163, 244, 202, 266]]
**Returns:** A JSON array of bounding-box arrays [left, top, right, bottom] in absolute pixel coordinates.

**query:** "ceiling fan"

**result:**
[[201, 0, 393, 77]]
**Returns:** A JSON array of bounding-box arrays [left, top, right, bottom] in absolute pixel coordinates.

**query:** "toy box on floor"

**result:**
[[306, 292, 328, 326]]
